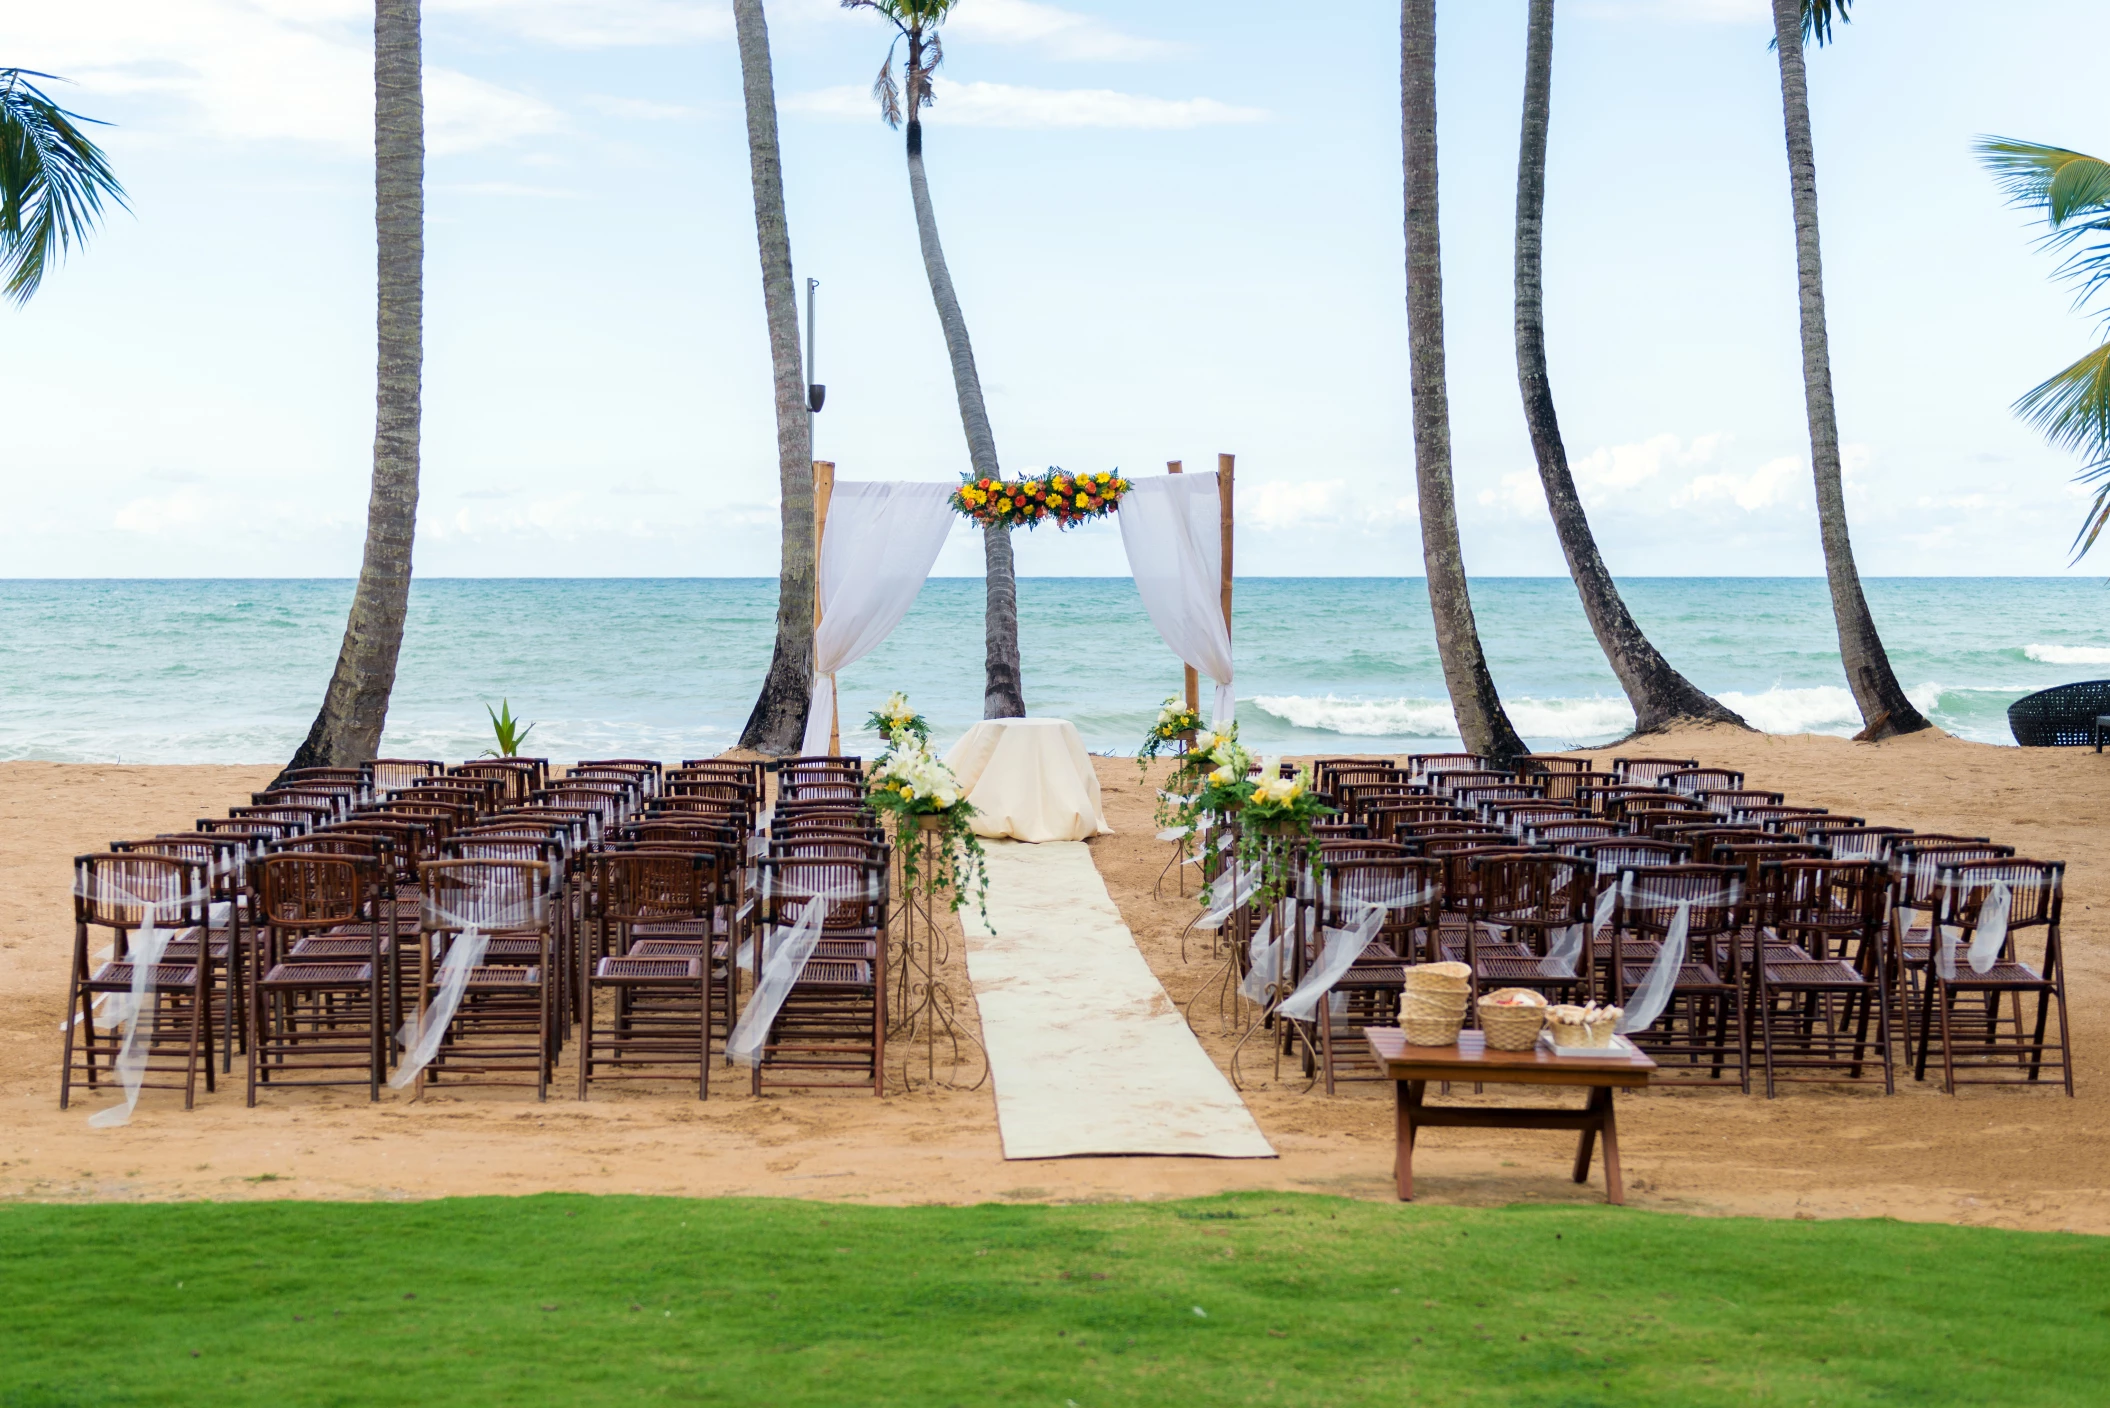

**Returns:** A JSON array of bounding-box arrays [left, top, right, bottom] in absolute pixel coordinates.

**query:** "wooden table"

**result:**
[[1364, 1027, 1656, 1204]]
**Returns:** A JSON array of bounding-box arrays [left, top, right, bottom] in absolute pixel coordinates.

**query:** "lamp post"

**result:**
[[805, 277, 825, 415]]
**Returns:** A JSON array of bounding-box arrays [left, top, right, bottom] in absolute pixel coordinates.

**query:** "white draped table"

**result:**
[[944, 718, 1112, 844]]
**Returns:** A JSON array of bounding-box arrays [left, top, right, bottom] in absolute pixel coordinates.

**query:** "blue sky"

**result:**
[[5, 0, 2107, 577]]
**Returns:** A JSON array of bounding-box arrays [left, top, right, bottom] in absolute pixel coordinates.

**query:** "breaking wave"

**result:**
[[1252, 682, 1956, 742], [2024, 643, 2110, 666]]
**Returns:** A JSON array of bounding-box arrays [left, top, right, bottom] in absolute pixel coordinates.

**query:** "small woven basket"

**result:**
[[1398, 984, 1470, 1046], [1403, 961, 1471, 995], [1399, 1010, 1467, 1047], [1477, 988, 1548, 1051]]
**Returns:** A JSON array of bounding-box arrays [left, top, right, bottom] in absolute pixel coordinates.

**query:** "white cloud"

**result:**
[[1678, 454, 1805, 511], [1478, 471, 1546, 517], [428, 0, 728, 48], [1571, 431, 1723, 494], [1557, 432, 1821, 517], [1571, 0, 1769, 21], [1248, 479, 1415, 534], [587, 95, 710, 122], [790, 78, 1266, 130], [423, 69, 565, 156], [943, 0, 1181, 61], [432, 181, 581, 198], [16, 1, 561, 155], [113, 487, 210, 535]]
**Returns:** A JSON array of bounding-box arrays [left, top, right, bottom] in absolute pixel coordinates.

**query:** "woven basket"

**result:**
[[1403, 961, 1471, 995], [1477, 989, 1548, 1051], [1400, 1013, 1465, 1047], [1547, 1016, 1619, 1049], [1399, 985, 1470, 1046]]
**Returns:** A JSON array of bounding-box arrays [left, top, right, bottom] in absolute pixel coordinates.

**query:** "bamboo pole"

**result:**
[[1218, 452, 1235, 672], [813, 459, 837, 756], [1168, 459, 1200, 716]]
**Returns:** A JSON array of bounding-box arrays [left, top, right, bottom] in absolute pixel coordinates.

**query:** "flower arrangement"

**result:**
[[1160, 722, 1332, 912], [864, 740, 990, 921], [950, 468, 1132, 531], [1231, 762, 1332, 907], [1137, 696, 1204, 775], [866, 691, 930, 753]]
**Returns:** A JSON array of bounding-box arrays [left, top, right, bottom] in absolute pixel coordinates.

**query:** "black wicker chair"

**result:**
[[2007, 680, 2110, 748]]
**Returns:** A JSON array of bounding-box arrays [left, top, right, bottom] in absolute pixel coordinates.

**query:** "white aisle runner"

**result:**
[[961, 841, 1275, 1160]]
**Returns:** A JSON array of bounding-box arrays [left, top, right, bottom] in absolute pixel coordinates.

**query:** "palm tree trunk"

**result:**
[[1771, 0, 1929, 741], [282, 0, 422, 776], [904, 110, 1027, 720], [733, 0, 816, 755], [1402, 0, 1526, 765], [1515, 0, 1746, 735]]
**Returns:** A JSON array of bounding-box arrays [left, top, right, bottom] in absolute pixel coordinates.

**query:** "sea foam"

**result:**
[[1251, 694, 1635, 740], [2024, 643, 2110, 665], [1252, 682, 1954, 743]]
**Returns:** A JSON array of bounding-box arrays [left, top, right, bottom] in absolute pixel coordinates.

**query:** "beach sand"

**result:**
[[3, 728, 2105, 1231]]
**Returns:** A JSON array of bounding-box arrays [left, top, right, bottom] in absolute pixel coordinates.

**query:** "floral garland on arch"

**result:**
[[865, 735, 991, 924], [950, 468, 1132, 531]]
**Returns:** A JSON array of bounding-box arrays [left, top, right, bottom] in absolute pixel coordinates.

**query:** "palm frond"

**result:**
[[2071, 452, 2110, 561], [0, 69, 128, 304], [873, 47, 902, 128], [1770, 0, 1852, 50], [1803, 0, 1852, 46], [1978, 138, 2110, 316], [2016, 340, 2110, 459], [1976, 137, 2110, 227]]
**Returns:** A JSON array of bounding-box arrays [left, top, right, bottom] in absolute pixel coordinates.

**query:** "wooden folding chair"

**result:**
[[248, 852, 387, 1104], [61, 854, 215, 1115], [1915, 860, 2072, 1095]]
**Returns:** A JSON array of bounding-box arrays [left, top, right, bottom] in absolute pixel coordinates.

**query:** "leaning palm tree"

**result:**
[[733, 0, 817, 755], [1513, 0, 1745, 735], [0, 69, 127, 303], [1976, 137, 2110, 558], [1403, 0, 1525, 764], [842, 0, 1026, 720], [1769, 0, 1928, 740], [283, 0, 424, 774]]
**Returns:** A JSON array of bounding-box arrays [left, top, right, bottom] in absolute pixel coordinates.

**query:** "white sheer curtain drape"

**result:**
[[1117, 472, 1234, 723], [800, 481, 956, 757]]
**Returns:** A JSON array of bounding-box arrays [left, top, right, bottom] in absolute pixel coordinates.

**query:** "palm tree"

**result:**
[[283, 0, 424, 774], [1975, 137, 2110, 557], [733, 0, 818, 755], [842, 0, 1026, 720], [1769, 0, 1928, 740], [1512, 1, 1746, 735], [0, 69, 127, 303], [1402, 0, 1525, 764]]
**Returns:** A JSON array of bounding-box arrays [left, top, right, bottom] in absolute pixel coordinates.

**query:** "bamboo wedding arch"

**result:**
[[803, 454, 1238, 754]]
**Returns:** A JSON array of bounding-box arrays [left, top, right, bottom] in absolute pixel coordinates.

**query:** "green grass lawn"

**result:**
[[0, 1193, 2101, 1406]]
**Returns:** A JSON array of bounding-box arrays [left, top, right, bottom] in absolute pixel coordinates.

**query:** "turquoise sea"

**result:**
[[0, 578, 2103, 764]]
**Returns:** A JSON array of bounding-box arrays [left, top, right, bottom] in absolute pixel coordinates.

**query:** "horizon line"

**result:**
[[0, 574, 2092, 585]]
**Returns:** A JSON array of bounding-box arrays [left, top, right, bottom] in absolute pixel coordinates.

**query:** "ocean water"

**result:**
[[0, 578, 2102, 765]]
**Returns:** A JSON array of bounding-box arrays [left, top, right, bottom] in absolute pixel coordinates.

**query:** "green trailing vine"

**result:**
[[864, 729, 990, 925], [1159, 723, 1332, 912]]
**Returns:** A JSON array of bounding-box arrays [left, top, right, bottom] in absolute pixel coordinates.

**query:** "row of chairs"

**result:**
[[1212, 752, 2070, 1098], [60, 752, 897, 1117]]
